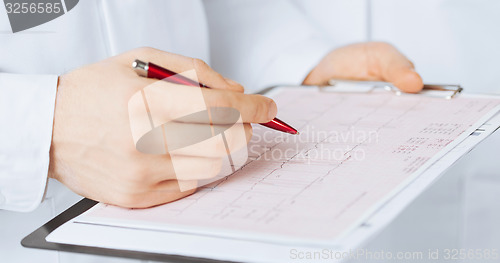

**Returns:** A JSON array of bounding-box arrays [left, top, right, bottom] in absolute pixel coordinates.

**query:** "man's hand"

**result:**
[[49, 47, 277, 208], [304, 42, 424, 93]]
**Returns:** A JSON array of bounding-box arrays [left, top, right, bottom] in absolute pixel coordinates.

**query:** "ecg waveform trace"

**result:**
[[81, 88, 500, 244]]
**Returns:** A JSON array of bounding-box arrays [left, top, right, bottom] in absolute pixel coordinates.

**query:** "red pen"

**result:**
[[132, 59, 298, 135]]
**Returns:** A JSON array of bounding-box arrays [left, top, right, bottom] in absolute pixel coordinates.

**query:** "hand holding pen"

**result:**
[[133, 59, 298, 135], [49, 47, 285, 208]]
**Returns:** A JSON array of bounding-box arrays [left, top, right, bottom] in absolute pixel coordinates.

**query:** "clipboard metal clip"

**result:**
[[325, 79, 463, 100]]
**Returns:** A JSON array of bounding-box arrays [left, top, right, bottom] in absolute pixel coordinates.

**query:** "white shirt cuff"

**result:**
[[0, 73, 58, 212]]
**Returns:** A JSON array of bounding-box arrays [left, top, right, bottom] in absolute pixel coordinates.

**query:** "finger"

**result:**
[[117, 47, 243, 92], [223, 77, 245, 93], [130, 79, 255, 151], [140, 80, 277, 124], [145, 155, 223, 182], [201, 88, 277, 123], [136, 123, 250, 178], [191, 58, 244, 92], [167, 123, 252, 158], [162, 106, 242, 125], [134, 122, 246, 155], [373, 43, 424, 93], [134, 150, 223, 181]]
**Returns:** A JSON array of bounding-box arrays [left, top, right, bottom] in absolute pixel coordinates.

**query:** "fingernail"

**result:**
[[268, 100, 278, 120]]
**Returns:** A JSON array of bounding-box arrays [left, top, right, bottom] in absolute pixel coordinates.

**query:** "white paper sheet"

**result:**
[[46, 87, 500, 262]]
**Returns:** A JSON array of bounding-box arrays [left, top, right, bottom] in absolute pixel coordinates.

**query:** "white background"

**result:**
[[298, 0, 500, 94], [297, 1, 500, 261]]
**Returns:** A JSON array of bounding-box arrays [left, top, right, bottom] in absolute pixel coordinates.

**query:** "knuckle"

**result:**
[[369, 41, 393, 52], [249, 109, 259, 123], [235, 84, 245, 93], [192, 58, 209, 71], [134, 46, 155, 56], [230, 83, 244, 93], [223, 78, 245, 93]]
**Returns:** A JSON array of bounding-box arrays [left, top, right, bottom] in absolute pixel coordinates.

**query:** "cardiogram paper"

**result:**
[[74, 87, 500, 246]]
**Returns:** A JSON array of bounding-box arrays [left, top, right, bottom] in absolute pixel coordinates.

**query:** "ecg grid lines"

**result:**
[[81, 88, 500, 244]]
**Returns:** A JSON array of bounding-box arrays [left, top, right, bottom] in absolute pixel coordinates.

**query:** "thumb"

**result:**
[[387, 66, 424, 93], [375, 43, 424, 93]]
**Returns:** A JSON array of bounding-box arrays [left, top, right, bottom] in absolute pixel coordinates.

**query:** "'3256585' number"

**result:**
[[5, 2, 62, 14]]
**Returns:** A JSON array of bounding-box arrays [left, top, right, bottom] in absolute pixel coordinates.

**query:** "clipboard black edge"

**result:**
[[21, 198, 233, 263]]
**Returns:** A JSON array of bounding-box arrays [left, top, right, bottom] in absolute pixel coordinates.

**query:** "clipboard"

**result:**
[[21, 83, 500, 263], [326, 79, 463, 99], [21, 198, 223, 263]]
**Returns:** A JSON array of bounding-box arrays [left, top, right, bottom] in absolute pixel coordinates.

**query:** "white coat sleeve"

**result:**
[[0, 73, 58, 212], [203, 0, 333, 92]]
